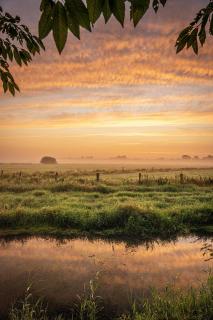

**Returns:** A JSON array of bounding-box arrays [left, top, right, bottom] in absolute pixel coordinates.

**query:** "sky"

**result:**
[[0, 0, 212, 162]]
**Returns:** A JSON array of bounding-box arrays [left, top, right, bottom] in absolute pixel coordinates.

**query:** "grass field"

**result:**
[[0, 164, 212, 239]]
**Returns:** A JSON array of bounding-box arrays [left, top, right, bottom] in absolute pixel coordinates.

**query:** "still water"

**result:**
[[0, 236, 212, 317]]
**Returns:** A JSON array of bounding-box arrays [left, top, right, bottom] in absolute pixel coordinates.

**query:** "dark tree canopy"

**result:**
[[40, 156, 57, 164], [0, 0, 213, 95]]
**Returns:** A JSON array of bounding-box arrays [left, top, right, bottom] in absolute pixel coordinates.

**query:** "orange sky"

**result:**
[[0, 0, 212, 162]]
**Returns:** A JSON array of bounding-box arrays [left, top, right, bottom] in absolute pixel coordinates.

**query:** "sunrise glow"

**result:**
[[0, 0, 212, 162]]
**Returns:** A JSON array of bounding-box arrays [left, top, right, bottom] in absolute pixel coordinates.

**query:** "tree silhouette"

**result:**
[[0, 0, 213, 95]]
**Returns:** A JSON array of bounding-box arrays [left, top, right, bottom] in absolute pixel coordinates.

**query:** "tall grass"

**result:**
[[9, 286, 48, 320], [75, 273, 102, 320], [9, 274, 102, 320], [9, 275, 213, 320], [119, 275, 213, 320]]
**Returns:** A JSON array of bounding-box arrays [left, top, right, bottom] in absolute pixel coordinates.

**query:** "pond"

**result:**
[[0, 236, 212, 317]]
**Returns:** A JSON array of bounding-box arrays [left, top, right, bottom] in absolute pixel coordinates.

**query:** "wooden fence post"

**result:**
[[139, 172, 142, 184], [180, 173, 184, 184], [96, 172, 100, 182]]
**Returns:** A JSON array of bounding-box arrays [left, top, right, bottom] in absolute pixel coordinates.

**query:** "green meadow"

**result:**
[[0, 164, 212, 239]]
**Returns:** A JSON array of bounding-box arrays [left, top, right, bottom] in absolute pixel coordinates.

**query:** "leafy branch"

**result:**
[[176, 1, 213, 54], [0, 6, 45, 95], [38, 0, 168, 53]]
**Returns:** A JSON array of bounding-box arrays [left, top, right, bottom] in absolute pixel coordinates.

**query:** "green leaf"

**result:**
[[0, 71, 7, 84], [13, 81, 20, 92], [110, 0, 125, 27], [86, 0, 104, 24], [6, 44, 13, 61], [0, 44, 7, 59], [103, 0, 112, 23], [53, 1, 68, 54], [187, 28, 198, 49], [152, 0, 159, 13], [6, 71, 15, 82], [19, 52, 28, 65], [33, 36, 45, 51], [13, 47, 22, 66], [2, 78, 8, 93], [40, 0, 54, 11], [192, 39, 198, 54], [192, 38, 198, 54], [131, 0, 150, 27], [66, 10, 80, 39], [176, 26, 192, 44], [39, 11, 53, 39], [160, 0, 167, 6], [175, 26, 191, 54], [176, 38, 188, 54], [40, 0, 48, 11], [65, 0, 91, 32], [198, 28, 206, 46], [210, 14, 213, 35], [8, 82, 15, 96], [30, 37, 41, 54]]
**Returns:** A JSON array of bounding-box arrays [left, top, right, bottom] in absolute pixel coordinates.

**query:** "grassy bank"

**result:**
[[0, 168, 212, 239], [9, 275, 213, 320]]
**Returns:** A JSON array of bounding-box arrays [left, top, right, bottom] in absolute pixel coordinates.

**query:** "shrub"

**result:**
[[40, 156, 57, 164]]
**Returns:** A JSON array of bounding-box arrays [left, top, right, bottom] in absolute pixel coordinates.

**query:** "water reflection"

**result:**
[[0, 236, 212, 317]]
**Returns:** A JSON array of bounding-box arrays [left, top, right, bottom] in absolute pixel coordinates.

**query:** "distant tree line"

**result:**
[[182, 154, 213, 160]]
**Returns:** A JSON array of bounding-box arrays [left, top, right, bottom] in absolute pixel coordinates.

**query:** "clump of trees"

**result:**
[[0, 0, 213, 95], [182, 154, 213, 160], [40, 156, 57, 164], [204, 155, 213, 160], [182, 155, 192, 160]]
